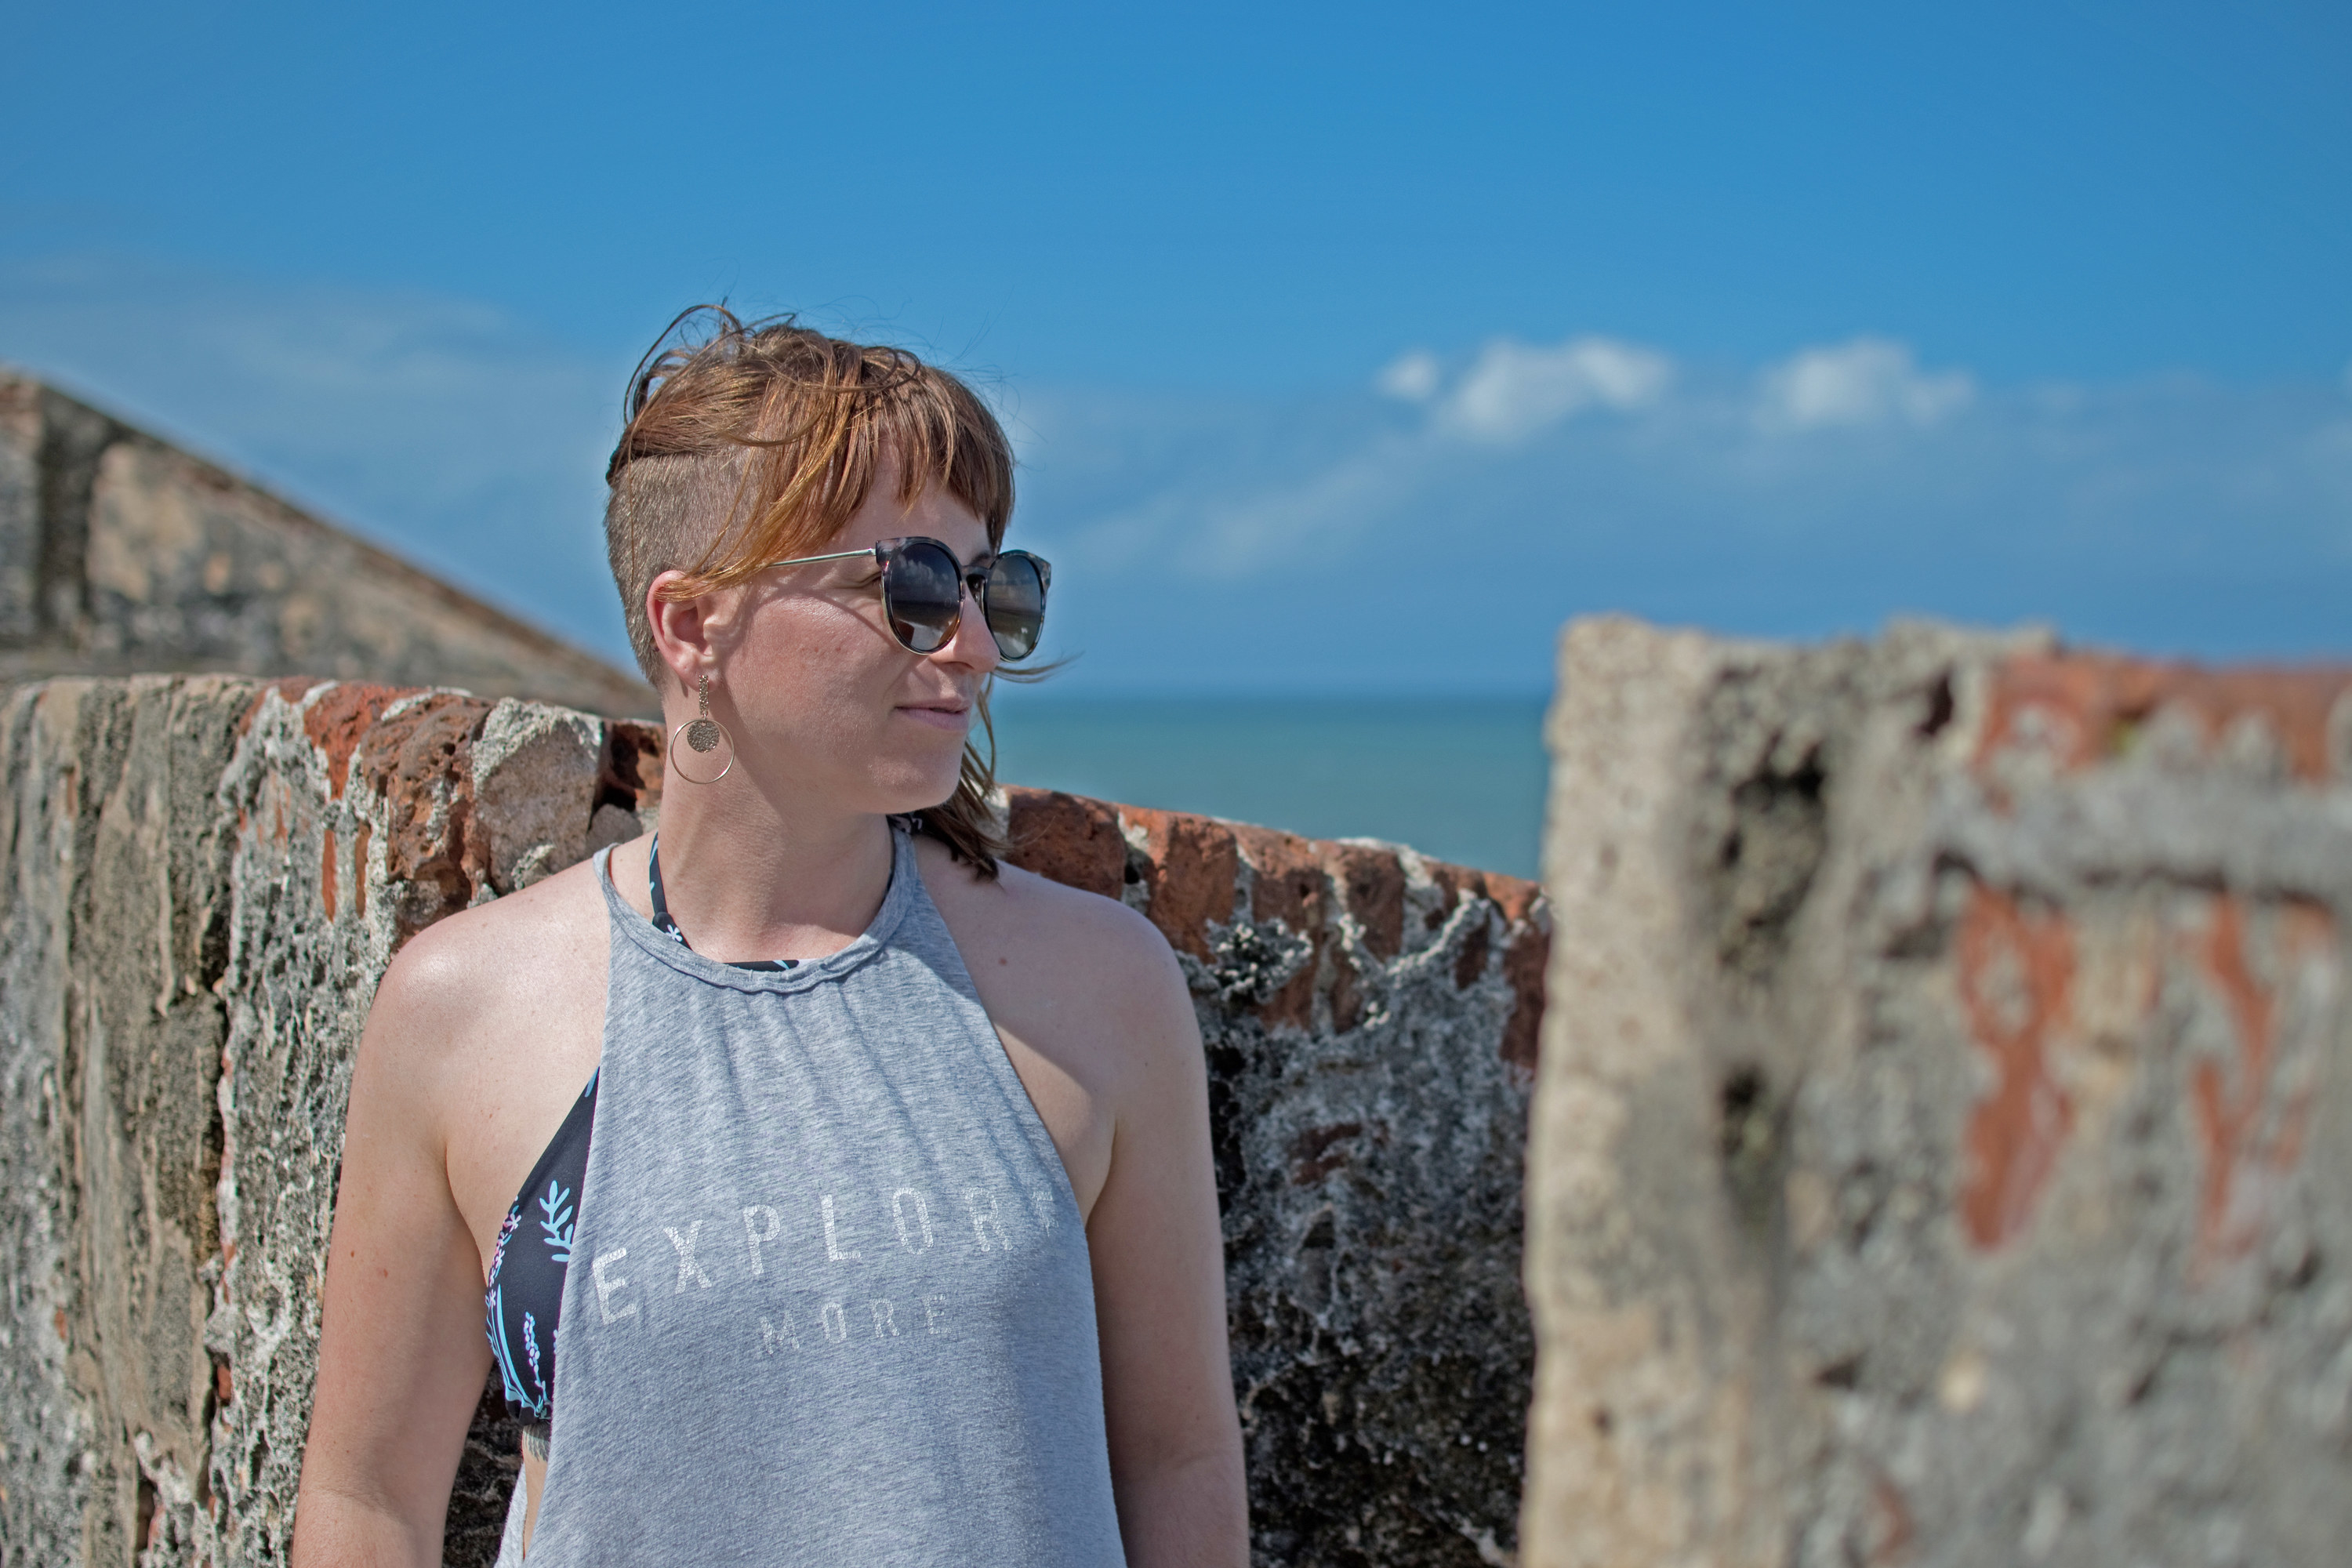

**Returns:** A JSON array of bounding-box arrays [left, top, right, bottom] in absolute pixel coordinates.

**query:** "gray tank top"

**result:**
[[510, 827, 1126, 1566]]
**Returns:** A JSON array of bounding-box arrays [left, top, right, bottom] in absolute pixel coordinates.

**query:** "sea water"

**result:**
[[986, 693, 1548, 880]]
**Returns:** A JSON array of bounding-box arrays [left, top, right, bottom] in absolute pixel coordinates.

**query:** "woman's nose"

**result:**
[[942, 582, 1000, 669]]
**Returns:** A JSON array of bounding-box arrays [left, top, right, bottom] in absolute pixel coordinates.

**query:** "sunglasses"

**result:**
[[760, 536, 1051, 661]]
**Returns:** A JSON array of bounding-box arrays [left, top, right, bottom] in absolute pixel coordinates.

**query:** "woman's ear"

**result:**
[[647, 570, 719, 701]]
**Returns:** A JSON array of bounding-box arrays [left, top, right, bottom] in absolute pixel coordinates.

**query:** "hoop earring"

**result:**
[[668, 672, 735, 785]]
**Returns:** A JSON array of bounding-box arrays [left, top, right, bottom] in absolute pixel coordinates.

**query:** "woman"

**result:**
[[292, 310, 1248, 1565]]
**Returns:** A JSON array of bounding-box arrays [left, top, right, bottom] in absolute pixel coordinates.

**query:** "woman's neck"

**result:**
[[626, 787, 898, 967]]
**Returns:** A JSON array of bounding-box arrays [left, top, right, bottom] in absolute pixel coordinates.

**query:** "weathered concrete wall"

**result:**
[[1523, 616, 2352, 1567], [1, 676, 1546, 1567], [0, 371, 653, 717]]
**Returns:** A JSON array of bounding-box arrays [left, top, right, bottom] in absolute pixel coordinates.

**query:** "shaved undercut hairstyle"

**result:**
[[604, 306, 1018, 874]]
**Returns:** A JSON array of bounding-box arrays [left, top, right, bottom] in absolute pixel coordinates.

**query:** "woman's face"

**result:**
[[683, 469, 1003, 819]]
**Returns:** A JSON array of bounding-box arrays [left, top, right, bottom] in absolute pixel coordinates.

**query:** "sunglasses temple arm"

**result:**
[[755, 546, 880, 571]]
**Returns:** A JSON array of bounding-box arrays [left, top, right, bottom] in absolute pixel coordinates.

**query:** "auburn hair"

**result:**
[[604, 307, 1018, 876]]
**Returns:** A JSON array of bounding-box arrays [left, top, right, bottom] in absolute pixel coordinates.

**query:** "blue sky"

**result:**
[[4, 1, 2347, 691]]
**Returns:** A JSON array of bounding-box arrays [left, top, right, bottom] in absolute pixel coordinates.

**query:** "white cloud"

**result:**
[[1054, 423, 1440, 582], [1435, 335, 1674, 445], [1073, 331, 1679, 575], [1189, 435, 1433, 577], [1024, 365, 2352, 690], [1756, 336, 1975, 432], [1375, 349, 1442, 403]]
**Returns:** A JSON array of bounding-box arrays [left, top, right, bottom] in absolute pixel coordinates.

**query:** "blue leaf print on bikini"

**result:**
[[539, 1180, 575, 1265], [524, 1311, 549, 1405]]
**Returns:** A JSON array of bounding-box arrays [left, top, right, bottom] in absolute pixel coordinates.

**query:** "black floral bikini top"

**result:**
[[483, 836, 795, 1448]]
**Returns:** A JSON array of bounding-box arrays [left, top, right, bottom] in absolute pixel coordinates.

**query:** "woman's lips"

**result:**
[[894, 703, 970, 731]]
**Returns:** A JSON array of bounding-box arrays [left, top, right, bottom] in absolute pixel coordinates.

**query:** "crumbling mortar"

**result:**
[[1115, 815, 1156, 913]]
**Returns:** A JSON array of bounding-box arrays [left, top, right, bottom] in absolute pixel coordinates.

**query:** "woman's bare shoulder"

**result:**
[[367, 851, 615, 1063], [919, 841, 1195, 1075], [922, 842, 1174, 971]]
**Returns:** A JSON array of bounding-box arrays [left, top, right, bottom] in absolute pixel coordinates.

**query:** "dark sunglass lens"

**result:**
[[983, 554, 1047, 660], [884, 542, 962, 653]]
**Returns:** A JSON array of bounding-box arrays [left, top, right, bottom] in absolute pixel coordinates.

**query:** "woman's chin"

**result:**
[[863, 757, 968, 817]]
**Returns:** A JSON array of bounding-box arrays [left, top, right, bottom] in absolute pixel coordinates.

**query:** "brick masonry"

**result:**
[[0, 676, 1546, 1567], [1521, 617, 2352, 1567]]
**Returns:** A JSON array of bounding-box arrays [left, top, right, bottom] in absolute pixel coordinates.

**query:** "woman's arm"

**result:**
[[291, 944, 499, 1567], [1087, 934, 1250, 1568]]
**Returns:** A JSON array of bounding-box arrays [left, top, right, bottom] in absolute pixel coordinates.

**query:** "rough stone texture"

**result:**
[[1007, 790, 1548, 1567], [0, 677, 250, 1567], [0, 370, 653, 717], [1522, 616, 2352, 1568], [1, 677, 1546, 1567]]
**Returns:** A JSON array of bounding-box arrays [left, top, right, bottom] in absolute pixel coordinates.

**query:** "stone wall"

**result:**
[[1522, 617, 2352, 1567], [0, 675, 1546, 1567], [0, 371, 652, 717]]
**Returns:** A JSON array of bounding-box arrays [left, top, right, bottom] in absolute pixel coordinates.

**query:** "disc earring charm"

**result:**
[[669, 673, 735, 785], [684, 673, 723, 753]]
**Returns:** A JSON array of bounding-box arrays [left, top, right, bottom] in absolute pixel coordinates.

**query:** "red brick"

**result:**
[[2186, 897, 2332, 1272], [349, 692, 495, 943], [321, 828, 338, 922], [1431, 860, 1541, 927], [1982, 653, 2352, 784], [1001, 786, 1127, 900], [1501, 927, 1548, 1074], [299, 683, 408, 798], [352, 821, 370, 920], [1328, 960, 1365, 1035], [1234, 825, 1330, 1030], [1454, 920, 1492, 991], [1319, 841, 1406, 961], [603, 718, 665, 813], [1956, 885, 2077, 1250], [1484, 872, 1541, 926], [1425, 862, 1484, 931], [1290, 1121, 1366, 1185], [1122, 808, 1241, 961], [239, 676, 325, 736], [1867, 1475, 1914, 1566]]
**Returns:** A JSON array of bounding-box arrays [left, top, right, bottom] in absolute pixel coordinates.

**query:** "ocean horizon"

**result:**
[[985, 691, 1550, 880]]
